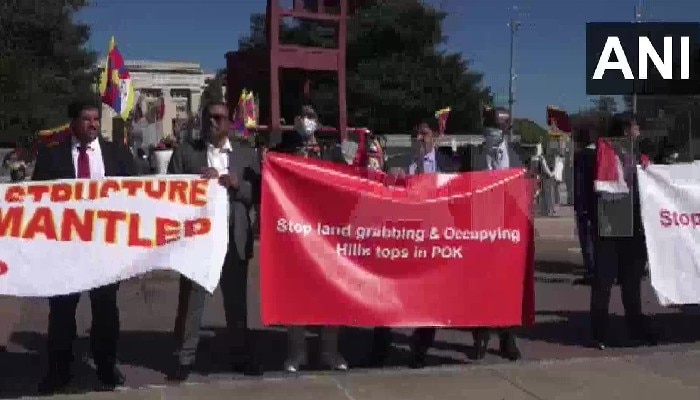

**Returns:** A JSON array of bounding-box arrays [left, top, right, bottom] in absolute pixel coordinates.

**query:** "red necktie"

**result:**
[[77, 145, 90, 179]]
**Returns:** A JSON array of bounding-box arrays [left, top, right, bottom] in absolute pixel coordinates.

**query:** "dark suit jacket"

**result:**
[[573, 145, 597, 218], [167, 139, 261, 261], [409, 148, 458, 174], [32, 136, 136, 181]]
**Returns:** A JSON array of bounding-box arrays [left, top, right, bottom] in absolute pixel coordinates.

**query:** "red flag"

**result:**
[[547, 106, 571, 133]]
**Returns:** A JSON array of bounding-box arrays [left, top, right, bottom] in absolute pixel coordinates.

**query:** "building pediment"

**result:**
[[96, 59, 204, 74]]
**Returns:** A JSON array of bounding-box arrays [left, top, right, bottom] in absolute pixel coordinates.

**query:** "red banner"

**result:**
[[260, 153, 535, 327]]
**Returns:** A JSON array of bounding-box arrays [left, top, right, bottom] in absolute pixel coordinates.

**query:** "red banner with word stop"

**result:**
[[260, 153, 535, 327]]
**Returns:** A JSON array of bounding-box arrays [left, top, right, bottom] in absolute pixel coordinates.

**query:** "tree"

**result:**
[[235, 0, 490, 134], [200, 70, 225, 110], [514, 118, 547, 144], [0, 0, 97, 146], [591, 96, 617, 115]]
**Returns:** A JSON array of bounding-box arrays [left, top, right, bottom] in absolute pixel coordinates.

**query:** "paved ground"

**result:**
[[2, 207, 700, 399], [14, 351, 700, 400]]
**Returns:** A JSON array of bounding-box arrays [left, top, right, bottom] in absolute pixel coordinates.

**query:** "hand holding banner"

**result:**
[[0, 176, 229, 297], [260, 154, 535, 327]]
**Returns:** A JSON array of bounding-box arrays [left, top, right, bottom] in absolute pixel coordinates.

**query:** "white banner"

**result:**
[[638, 164, 700, 305], [0, 176, 229, 297]]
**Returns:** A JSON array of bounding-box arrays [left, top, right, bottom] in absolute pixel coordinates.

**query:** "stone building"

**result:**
[[96, 60, 224, 142]]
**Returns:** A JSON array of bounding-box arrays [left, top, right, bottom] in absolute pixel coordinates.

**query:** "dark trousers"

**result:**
[[173, 250, 253, 366], [370, 327, 432, 359], [472, 328, 518, 347], [575, 213, 596, 276], [372, 327, 518, 356], [286, 326, 340, 363], [590, 237, 646, 342], [47, 283, 120, 374], [370, 327, 393, 360]]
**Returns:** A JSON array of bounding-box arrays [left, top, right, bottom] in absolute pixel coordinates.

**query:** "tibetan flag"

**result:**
[[233, 89, 258, 138], [546, 105, 572, 136], [435, 107, 451, 135], [99, 36, 135, 120]]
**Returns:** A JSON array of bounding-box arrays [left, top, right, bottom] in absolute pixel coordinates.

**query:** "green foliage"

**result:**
[[200, 70, 225, 110], [0, 0, 97, 145], [591, 96, 617, 115], [235, 0, 489, 133], [570, 109, 613, 137], [514, 118, 547, 144]]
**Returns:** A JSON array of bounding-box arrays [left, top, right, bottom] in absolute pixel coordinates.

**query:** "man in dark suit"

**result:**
[[572, 125, 598, 285], [365, 120, 458, 369], [589, 113, 657, 350], [33, 100, 136, 394], [468, 107, 523, 362], [167, 102, 262, 381]]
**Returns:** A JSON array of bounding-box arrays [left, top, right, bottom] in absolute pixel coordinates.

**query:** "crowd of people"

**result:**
[[0, 98, 668, 395]]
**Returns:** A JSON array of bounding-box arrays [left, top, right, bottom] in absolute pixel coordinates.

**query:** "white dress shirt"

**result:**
[[207, 139, 232, 175], [409, 148, 437, 175], [72, 137, 105, 179], [486, 141, 510, 170]]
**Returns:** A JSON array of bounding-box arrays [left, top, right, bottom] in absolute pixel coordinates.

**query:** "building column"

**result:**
[[163, 89, 174, 137], [190, 90, 202, 114], [100, 105, 115, 141]]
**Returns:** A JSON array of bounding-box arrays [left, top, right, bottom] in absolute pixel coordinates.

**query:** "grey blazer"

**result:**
[[167, 139, 261, 261]]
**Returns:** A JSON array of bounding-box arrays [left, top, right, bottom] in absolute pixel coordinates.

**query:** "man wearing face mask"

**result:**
[[469, 106, 523, 362], [167, 102, 262, 381], [271, 105, 348, 373]]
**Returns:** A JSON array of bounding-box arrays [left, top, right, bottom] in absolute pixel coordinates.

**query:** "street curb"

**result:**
[[115, 347, 700, 394]]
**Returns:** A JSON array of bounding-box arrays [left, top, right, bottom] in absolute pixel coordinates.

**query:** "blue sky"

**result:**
[[78, 0, 698, 127]]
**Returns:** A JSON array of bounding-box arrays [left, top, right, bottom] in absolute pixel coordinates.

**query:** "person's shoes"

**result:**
[[166, 363, 192, 382], [360, 350, 388, 368], [408, 351, 427, 369], [284, 356, 305, 373], [0, 345, 6, 353], [499, 337, 522, 361], [320, 352, 348, 371], [232, 359, 264, 376], [630, 330, 659, 347], [590, 340, 606, 350], [37, 372, 72, 395], [96, 366, 125, 391]]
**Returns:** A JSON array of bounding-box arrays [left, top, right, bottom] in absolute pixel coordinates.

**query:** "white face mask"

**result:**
[[297, 117, 317, 137], [483, 128, 504, 150]]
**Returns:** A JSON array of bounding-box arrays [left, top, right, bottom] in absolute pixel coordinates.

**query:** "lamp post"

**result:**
[[632, 0, 642, 115], [508, 14, 520, 136]]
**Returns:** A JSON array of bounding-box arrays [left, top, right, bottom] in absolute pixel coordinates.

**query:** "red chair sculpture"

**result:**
[[267, 0, 348, 140]]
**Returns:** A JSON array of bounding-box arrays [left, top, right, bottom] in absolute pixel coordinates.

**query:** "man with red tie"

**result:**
[[32, 100, 136, 394]]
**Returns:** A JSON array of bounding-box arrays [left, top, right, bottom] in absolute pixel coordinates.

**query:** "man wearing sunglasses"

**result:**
[[167, 102, 262, 381]]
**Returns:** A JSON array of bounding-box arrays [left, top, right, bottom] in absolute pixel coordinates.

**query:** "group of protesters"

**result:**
[[0, 96, 666, 395]]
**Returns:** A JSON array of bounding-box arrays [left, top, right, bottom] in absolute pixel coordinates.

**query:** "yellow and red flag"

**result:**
[[435, 107, 451, 135], [99, 36, 135, 120]]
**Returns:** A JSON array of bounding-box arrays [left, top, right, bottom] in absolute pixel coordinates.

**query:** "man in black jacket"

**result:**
[[572, 125, 598, 285], [33, 100, 136, 394]]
